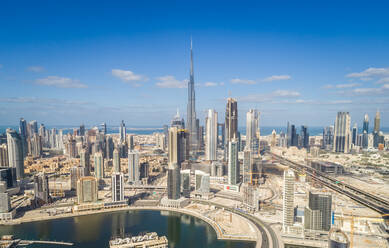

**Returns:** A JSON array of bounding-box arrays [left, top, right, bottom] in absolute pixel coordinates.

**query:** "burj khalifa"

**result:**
[[186, 39, 198, 153]]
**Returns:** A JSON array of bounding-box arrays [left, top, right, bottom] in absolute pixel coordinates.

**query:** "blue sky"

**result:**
[[0, 0, 388, 128]]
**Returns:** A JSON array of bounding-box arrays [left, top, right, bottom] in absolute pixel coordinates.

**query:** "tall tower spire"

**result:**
[[187, 37, 198, 154]]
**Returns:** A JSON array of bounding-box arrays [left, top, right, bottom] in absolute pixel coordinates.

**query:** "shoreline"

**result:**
[[1, 205, 260, 244]]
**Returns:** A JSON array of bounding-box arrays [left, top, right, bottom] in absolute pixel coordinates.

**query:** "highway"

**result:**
[[267, 151, 389, 216], [191, 199, 280, 248]]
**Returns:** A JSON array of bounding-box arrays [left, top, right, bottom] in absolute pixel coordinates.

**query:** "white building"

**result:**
[[283, 169, 295, 232], [205, 109, 218, 161], [111, 172, 124, 202]]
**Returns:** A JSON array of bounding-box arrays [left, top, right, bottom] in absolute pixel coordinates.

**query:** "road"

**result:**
[[191, 199, 280, 248], [268, 151, 389, 216]]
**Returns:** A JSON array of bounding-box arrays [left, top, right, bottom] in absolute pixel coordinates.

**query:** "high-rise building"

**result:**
[[363, 114, 369, 134], [171, 109, 185, 129], [195, 170, 210, 193], [79, 124, 85, 136], [205, 109, 218, 161], [19, 118, 28, 157], [168, 127, 189, 166], [106, 136, 114, 159], [77, 176, 98, 204], [28, 120, 38, 137], [0, 192, 10, 213], [111, 172, 124, 202], [128, 150, 140, 183], [374, 110, 380, 133], [279, 131, 286, 147], [242, 149, 252, 184], [322, 126, 334, 150], [113, 148, 121, 173], [333, 112, 351, 153], [246, 109, 260, 153], [271, 130, 277, 147], [351, 123, 358, 145], [0, 144, 8, 167], [80, 148, 90, 175], [186, 39, 198, 153], [120, 120, 126, 143], [300, 125, 309, 149], [94, 152, 104, 180], [228, 140, 239, 185], [304, 192, 332, 231], [34, 173, 50, 205], [167, 163, 181, 200], [128, 135, 134, 151], [100, 122, 107, 135], [70, 166, 86, 191], [6, 129, 24, 180], [225, 98, 238, 145], [283, 169, 295, 232], [180, 169, 191, 197], [0, 167, 17, 189]]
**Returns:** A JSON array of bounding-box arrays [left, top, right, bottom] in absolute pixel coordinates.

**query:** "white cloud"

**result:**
[[353, 88, 382, 94], [328, 100, 352, 104], [377, 77, 389, 84], [324, 83, 361, 89], [230, 78, 256, 85], [204, 82, 224, 87], [35, 76, 87, 88], [156, 76, 187, 88], [204, 82, 218, 87], [272, 90, 300, 97], [346, 67, 389, 78], [262, 75, 291, 82], [27, 66, 45, 72], [112, 69, 148, 85]]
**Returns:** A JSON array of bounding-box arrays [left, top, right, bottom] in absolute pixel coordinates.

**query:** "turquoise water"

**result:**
[[0, 210, 256, 248]]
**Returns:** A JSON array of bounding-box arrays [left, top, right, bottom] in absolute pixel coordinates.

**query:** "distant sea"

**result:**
[[1, 125, 388, 136]]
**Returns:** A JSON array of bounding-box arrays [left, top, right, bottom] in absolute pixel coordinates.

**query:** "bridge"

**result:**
[[267, 151, 389, 216], [0, 238, 73, 247]]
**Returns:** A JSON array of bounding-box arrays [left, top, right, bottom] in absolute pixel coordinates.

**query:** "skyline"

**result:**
[[1, 1, 389, 126]]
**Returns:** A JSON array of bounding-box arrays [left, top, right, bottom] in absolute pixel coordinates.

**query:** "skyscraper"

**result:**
[[34, 172, 50, 206], [352, 123, 358, 145], [333, 112, 351, 153], [128, 150, 140, 183], [113, 148, 121, 173], [246, 109, 260, 152], [168, 127, 189, 166], [300, 125, 309, 149], [19, 118, 28, 157], [304, 192, 332, 231], [111, 172, 124, 202], [363, 114, 369, 134], [6, 129, 24, 180], [106, 136, 114, 159], [242, 149, 252, 184], [186, 39, 198, 153], [205, 109, 218, 161], [171, 109, 185, 129], [94, 152, 104, 180], [120, 120, 126, 143], [228, 139, 239, 185], [77, 176, 98, 204], [322, 126, 334, 150], [283, 169, 295, 232], [70, 166, 86, 191], [100, 122, 107, 135], [80, 148, 90, 175], [225, 98, 238, 145], [167, 163, 181, 200], [374, 110, 380, 133]]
